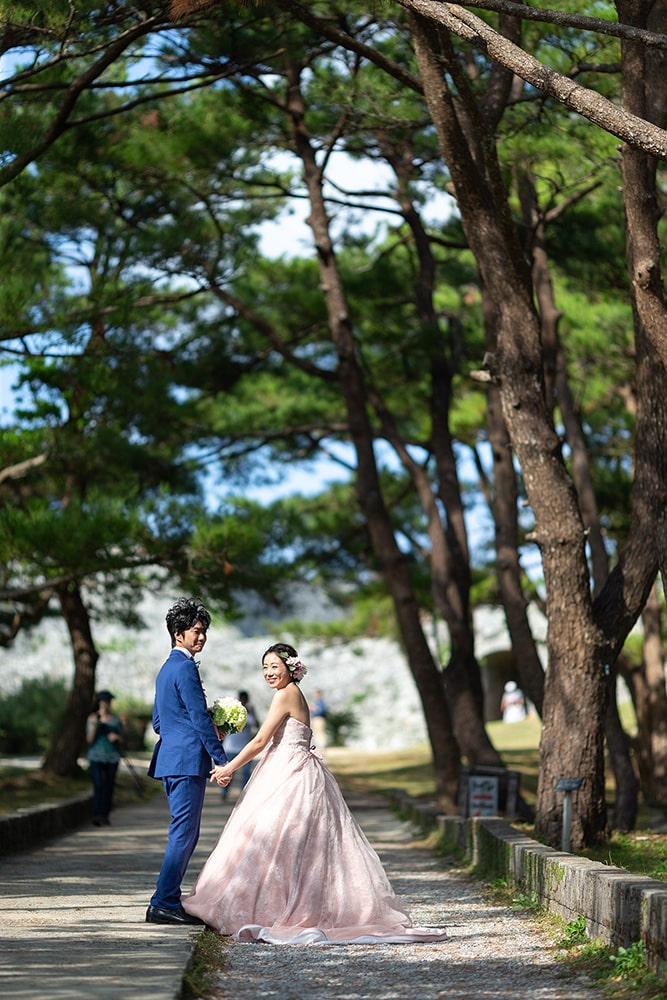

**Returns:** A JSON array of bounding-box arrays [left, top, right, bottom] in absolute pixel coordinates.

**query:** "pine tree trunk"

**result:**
[[642, 592, 667, 809], [616, 0, 667, 812], [484, 316, 545, 716], [628, 586, 667, 808], [284, 59, 461, 810], [605, 668, 639, 832], [368, 169, 497, 768], [410, 11, 611, 845], [42, 584, 98, 776]]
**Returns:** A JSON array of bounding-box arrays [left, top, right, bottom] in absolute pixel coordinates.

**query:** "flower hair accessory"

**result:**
[[283, 653, 307, 681]]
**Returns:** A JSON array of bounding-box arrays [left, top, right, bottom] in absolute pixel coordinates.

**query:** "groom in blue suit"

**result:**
[[146, 597, 229, 926]]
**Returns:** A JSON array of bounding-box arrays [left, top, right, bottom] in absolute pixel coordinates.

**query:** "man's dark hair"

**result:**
[[165, 598, 211, 646]]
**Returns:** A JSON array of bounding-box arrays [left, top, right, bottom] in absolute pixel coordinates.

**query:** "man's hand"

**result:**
[[210, 765, 232, 786]]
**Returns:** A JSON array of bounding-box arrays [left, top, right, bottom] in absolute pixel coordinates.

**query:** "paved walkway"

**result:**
[[1, 780, 605, 999], [2, 784, 203, 999]]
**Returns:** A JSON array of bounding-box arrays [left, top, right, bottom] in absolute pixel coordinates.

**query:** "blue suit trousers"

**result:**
[[150, 775, 207, 909]]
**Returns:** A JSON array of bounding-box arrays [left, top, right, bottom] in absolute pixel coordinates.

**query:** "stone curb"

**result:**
[[390, 789, 667, 973], [0, 792, 92, 854]]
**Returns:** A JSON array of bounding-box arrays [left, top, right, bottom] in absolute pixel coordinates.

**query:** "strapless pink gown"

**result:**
[[182, 717, 447, 944]]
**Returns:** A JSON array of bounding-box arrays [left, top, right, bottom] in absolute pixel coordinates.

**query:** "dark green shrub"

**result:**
[[0, 677, 69, 754], [325, 708, 359, 747]]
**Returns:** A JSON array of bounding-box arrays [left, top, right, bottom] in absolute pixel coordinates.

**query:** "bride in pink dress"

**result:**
[[182, 643, 446, 945]]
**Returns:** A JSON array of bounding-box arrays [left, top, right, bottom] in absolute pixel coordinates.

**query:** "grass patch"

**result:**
[[484, 874, 546, 917], [0, 767, 91, 814], [326, 743, 437, 798], [182, 929, 229, 999], [580, 832, 667, 884], [556, 936, 667, 999], [327, 718, 543, 804], [0, 754, 159, 814], [485, 717, 541, 805]]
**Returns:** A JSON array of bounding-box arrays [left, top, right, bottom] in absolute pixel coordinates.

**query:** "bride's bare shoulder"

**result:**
[[294, 687, 311, 722], [277, 683, 309, 721]]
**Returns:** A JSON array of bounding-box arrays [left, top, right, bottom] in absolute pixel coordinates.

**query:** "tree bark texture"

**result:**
[[628, 584, 667, 807], [518, 172, 610, 596], [42, 583, 98, 776], [641, 588, 667, 808], [605, 666, 639, 832], [617, 1, 667, 369]]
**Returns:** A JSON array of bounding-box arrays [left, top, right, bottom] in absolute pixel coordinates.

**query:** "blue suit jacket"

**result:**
[[147, 648, 227, 779]]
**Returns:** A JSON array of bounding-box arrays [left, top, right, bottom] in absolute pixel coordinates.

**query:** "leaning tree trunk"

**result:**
[[640, 587, 667, 808], [42, 582, 98, 776], [519, 168, 638, 831], [482, 303, 545, 716], [373, 164, 504, 768], [604, 666, 639, 832], [409, 11, 610, 846], [614, 0, 667, 811], [284, 58, 460, 811], [430, 349, 502, 766]]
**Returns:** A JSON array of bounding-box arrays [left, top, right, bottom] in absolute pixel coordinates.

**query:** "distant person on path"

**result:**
[[182, 642, 447, 945], [146, 597, 230, 927], [86, 690, 125, 827], [309, 687, 328, 748], [501, 681, 526, 723], [221, 690, 259, 800]]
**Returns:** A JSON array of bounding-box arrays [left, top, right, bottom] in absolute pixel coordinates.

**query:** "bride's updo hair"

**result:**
[[263, 641, 297, 662], [262, 642, 307, 682]]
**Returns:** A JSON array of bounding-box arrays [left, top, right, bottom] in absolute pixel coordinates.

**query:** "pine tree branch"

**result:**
[[399, 1, 667, 159]]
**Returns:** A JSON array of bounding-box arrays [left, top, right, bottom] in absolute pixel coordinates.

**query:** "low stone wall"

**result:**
[[391, 790, 667, 974], [0, 793, 92, 855]]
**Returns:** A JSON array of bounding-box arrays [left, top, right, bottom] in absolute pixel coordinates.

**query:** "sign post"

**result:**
[[554, 777, 583, 852], [468, 774, 499, 816]]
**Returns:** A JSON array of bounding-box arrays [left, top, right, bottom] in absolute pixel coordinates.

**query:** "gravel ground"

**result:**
[[206, 797, 605, 1000]]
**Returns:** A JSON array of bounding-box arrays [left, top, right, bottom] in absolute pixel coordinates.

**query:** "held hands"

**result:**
[[210, 764, 232, 786]]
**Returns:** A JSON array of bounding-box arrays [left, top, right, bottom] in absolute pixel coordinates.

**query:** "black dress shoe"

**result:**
[[145, 905, 204, 926]]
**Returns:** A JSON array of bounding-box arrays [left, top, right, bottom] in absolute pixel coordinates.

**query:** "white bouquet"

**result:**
[[208, 697, 248, 736]]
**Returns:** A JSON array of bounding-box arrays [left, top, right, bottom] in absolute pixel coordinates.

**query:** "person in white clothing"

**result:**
[[501, 681, 526, 723]]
